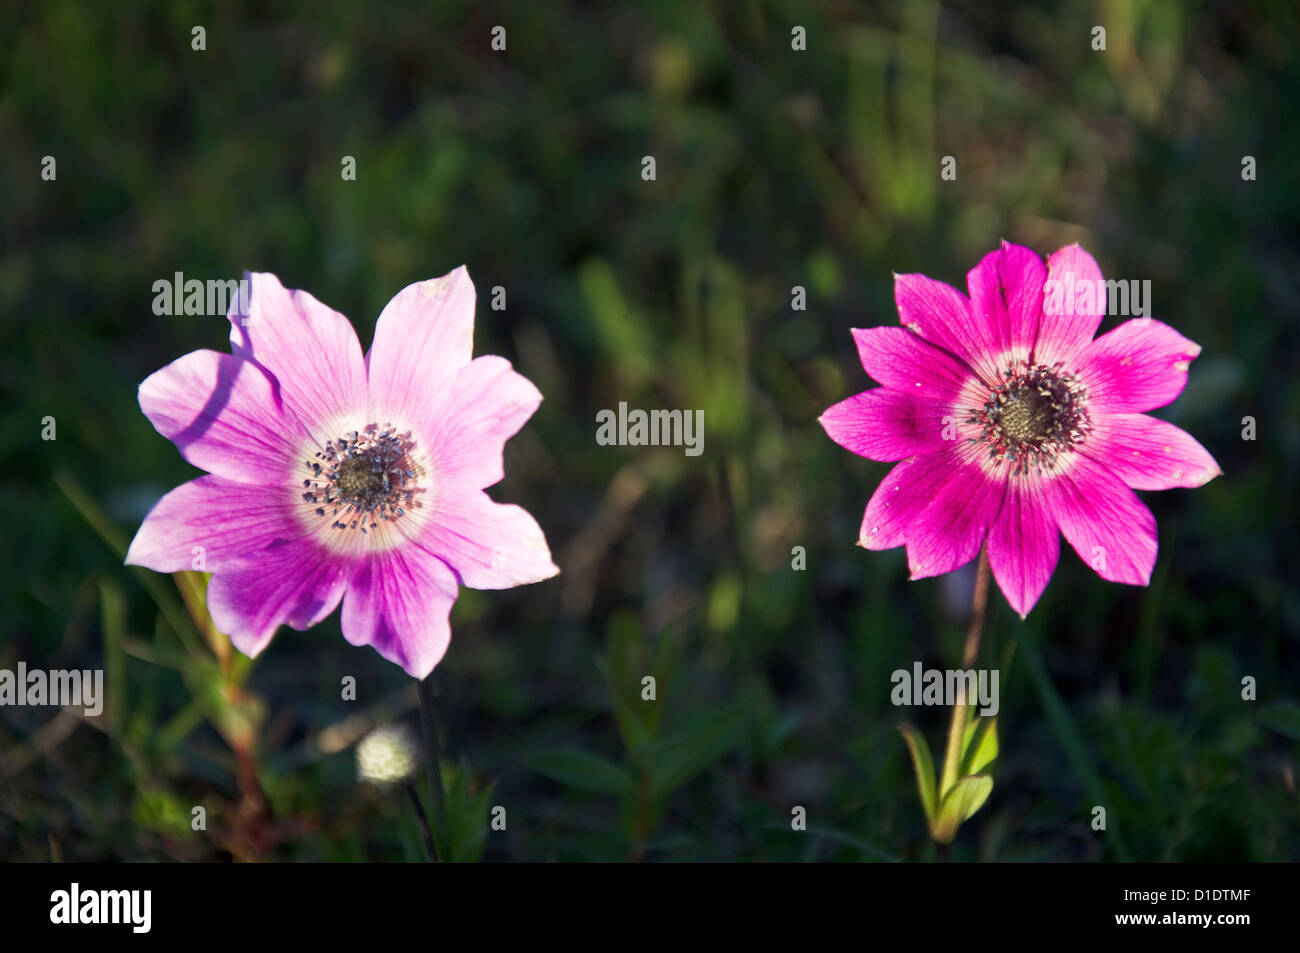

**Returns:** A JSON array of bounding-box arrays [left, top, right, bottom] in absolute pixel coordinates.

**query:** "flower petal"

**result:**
[[1043, 454, 1158, 586], [366, 267, 476, 434], [893, 272, 998, 384], [206, 536, 353, 658], [1073, 319, 1201, 413], [859, 450, 965, 550], [229, 273, 368, 440], [820, 388, 953, 463], [904, 448, 1007, 580], [138, 349, 308, 485], [427, 355, 543, 491], [1035, 244, 1107, 368], [987, 471, 1060, 617], [966, 241, 1045, 370], [126, 477, 307, 573], [341, 546, 459, 678], [420, 488, 560, 590], [851, 326, 975, 404], [1083, 413, 1221, 490]]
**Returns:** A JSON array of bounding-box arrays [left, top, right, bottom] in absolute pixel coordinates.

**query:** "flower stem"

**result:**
[[405, 781, 437, 861], [417, 674, 449, 862], [938, 546, 991, 809]]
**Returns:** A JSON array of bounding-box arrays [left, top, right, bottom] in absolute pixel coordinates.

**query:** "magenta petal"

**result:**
[[206, 537, 353, 658], [860, 450, 963, 550], [229, 273, 368, 440], [427, 355, 543, 491], [138, 349, 307, 485], [126, 477, 305, 573], [1035, 244, 1107, 368], [851, 326, 975, 403], [905, 449, 1007, 580], [820, 389, 952, 462], [1084, 413, 1221, 490], [1044, 455, 1158, 586], [422, 488, 559, 590], [987, 472, 1060, 617], [341, 546, 459, 678], [366, 267, 476, 433], [892, 273, 997, 384], [1074, 319, 1201, 413], [966, 241, 1045, 369]]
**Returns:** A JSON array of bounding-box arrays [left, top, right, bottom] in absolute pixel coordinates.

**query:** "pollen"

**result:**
[[970, 362, 1091, 475], [299, 423, 421, 534]]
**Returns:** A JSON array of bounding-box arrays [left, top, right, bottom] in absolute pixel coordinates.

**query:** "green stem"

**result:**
[[1017, 625, 1134, 862], [417, 675, 449, 862], [939, 546, 990, 797]]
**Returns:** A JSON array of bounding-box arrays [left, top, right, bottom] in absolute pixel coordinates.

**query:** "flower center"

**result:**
[[300, 424, 420, 533], [972, 363, 1091, 474]]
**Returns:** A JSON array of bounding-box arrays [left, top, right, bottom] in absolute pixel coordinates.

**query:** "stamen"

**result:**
[[969, 361, 1091, 475], [302, 424, 422, 532]]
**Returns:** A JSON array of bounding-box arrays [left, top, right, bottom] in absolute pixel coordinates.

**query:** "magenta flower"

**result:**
[[820, 242, 1219, 617], [127, 268, 558, 677]]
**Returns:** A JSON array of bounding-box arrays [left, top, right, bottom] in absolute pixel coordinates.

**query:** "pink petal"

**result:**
[[341, 545, 459, 678], [420, 488, 560, 590], [138, 349, 308, 485], [366, 267, 476, 434], [904, 447, 1008, 580], [851, 326, 976, 404], [820, 388, 953, 463], [966, 241, 1045, 370], [1083, 413, 1221, 490], [987, 471, 1060, 617], [126, 477, 306, 573], [1074, 319, 1201, 413], [859, 450, 965, 550], [1043, 454, 1158, 586], [893, 272, 1000, 385], [206, 536, 353, 658], [427, 355, 543, 492], [1035, 244, 1107, 368], [229, 273, 368, 440]]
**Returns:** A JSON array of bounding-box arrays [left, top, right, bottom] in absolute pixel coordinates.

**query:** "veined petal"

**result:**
[[1035, 244, 1106, 368], [905, 447, 1007, 580], [126, 477, 307, 573], [1083, 413, 1221, 490], [420, 488, 559, 590], [859, 450, 965, 550], [893, 272, 999, 384], [820, 388, 953, 463], [229, 273, 368, 441], [138, 349, 307, 485], [206, 536, 353, 658], [851, 326, 976, 404], [367, 267, 476, 434], [1043, 454, 1158, 586], [966, 241, 1045, 370], [428, 355, 543, 492], [341, 546, 459, 679], [987, 471, 1060, 618], [1073, 319, 1201, 413]]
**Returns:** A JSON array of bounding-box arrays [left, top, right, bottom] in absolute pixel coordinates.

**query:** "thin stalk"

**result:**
[[939, 546, 991, 796], [417, 674, 449, 862]]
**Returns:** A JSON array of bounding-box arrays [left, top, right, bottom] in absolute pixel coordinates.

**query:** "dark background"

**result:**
[[1, 0, 1297, 861]]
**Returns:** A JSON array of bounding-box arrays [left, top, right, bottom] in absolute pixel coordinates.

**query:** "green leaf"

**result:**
[[898, 722, 938, 824], [932, 775, 993, 843], [647, 689, 752, 800], [1257, 702, 1300, 741], [526, 748, 634, 795], [960, 716, 998, 777]]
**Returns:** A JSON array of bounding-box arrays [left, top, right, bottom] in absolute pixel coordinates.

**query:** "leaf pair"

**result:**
[[899, 716, 997, 845]]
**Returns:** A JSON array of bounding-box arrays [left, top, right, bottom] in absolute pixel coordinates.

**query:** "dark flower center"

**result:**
[[301, 424, 420, 533], [972, 363, 1090, 474]]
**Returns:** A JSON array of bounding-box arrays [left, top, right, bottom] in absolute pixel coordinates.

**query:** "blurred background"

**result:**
[[1, 0, 1297, 861]]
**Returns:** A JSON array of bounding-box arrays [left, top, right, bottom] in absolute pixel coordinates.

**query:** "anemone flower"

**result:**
[[820, 241, 1219, 617], [126, 268, 558, 678]]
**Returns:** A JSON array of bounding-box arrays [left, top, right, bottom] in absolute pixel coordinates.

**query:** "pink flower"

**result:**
[[820, 242, 1220, 617], [127, 268, 559, 677]]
